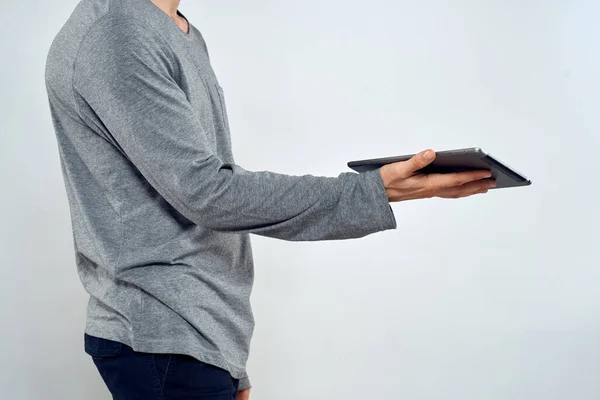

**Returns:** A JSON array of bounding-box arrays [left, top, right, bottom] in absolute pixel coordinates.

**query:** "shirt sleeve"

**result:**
[[238, 373, 251, 391], [72, 15, 396, 241]]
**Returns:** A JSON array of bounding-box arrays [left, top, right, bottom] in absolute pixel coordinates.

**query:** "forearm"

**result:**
[[192, 166, 396, 240]]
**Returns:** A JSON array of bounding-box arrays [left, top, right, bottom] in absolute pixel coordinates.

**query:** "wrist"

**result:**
[[379, 166, 391, 198]]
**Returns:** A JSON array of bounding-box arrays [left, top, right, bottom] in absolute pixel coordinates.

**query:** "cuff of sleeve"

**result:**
[[238, 375, 252, 391], [362, 168, 397, 231]]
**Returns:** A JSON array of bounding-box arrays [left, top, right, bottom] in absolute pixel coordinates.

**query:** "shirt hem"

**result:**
[[84, 324, 248, 379]]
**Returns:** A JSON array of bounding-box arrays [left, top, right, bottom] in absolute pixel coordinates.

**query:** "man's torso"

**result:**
[[45, 0, 254, 379]]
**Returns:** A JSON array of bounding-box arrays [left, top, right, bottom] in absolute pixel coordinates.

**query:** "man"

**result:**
[[44, 0, 495, 398]]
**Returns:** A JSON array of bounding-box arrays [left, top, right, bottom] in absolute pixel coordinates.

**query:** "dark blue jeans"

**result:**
[[84, 333, 240, 399]]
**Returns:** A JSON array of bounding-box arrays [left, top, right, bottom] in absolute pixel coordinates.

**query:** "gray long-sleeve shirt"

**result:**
[[45, 0, 396, 390]]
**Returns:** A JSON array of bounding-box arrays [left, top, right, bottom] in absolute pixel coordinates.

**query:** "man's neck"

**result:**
[[150, 0, 181, 18]]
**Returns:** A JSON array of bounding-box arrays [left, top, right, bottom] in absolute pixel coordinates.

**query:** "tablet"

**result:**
[[347, 147, 532, 189]]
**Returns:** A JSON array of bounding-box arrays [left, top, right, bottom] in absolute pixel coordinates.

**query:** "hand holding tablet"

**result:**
[[347, 147, 531, 202]]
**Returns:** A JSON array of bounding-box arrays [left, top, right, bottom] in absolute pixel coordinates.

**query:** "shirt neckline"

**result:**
[[141, 0, 195, 41], [176, 10, 191, 36]]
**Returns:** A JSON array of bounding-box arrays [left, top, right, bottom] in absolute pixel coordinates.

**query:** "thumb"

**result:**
[[396, 149, 436, 177]]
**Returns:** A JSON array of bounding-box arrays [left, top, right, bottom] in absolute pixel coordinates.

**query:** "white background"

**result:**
[[1, 0, 598, 399]]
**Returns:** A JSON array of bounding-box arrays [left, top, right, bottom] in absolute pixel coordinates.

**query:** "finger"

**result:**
[[428, 170, 493, 190], [395, 149, 436, 178], [436, 178, 496, 198], [440, 179, 494, 198]]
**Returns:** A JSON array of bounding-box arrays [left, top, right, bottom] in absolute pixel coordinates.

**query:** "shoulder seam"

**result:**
[[70, 10, 112, 121], [70, 11, 181, 118]]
